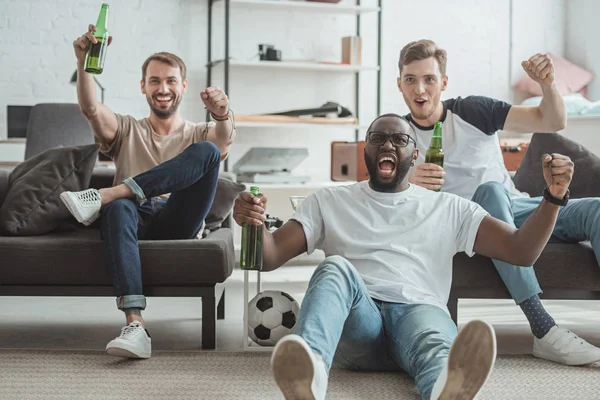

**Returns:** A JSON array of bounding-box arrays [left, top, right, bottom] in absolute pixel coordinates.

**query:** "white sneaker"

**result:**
[[105, 321, 152, 359], [270, 334, 328, 400], [60, 188, 102, 226], [533, 326, 600, 365], [430, 320, 497, 400]]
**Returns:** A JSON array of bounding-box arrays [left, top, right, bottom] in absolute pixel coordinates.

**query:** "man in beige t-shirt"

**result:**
[[60, 25, 236, 359]]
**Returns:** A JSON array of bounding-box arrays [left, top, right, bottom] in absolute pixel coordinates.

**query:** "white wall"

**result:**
[[566, 0, 600, 101], [0, 0, 567, 181]]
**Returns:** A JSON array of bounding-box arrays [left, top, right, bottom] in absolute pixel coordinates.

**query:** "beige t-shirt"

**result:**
[[98, 114, 214, 186]]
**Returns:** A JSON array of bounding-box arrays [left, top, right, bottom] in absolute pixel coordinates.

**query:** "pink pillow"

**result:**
[[514, 54, 594, 96]]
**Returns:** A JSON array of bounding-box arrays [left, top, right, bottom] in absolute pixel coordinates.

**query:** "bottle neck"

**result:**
[[429, 136, 442, 149], [96, 7, 109, 33]]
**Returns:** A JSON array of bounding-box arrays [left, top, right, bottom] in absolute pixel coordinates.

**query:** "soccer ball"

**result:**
[[248, 290, 300, 346]]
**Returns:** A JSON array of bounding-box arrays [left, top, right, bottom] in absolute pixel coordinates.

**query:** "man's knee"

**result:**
[[187, 141, 220, 161], [471, 181, 511, 209], [314, 255, 359, 281]]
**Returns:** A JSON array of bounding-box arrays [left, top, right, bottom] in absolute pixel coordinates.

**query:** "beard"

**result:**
[[364, 150, 413, 193], [146, 93, 182, 119]]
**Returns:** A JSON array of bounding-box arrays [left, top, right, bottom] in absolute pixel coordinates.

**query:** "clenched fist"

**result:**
[[522, 53, 555, 88], [542, 153, 573, 199], [408, 163, 445, 191], [233, 191, 267, 227], [73, 24, 113, 65], [201, 86, 229, 120]]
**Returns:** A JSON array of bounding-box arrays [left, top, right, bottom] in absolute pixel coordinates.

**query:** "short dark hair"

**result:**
[[398, 39, 447, 77], [141, 52, 187, 81], [366, 113, 416, 143]]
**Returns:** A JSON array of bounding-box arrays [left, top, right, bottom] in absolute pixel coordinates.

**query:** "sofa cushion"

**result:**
[[452, 242, 600, 294], [0, 144, 99, 236], [0, 227, 234, 285], [514, 54, 594, 96], [513, 133, 600, 199], [205, 177, 246, 231]]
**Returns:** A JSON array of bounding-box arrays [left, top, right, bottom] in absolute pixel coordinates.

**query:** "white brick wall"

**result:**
[[566, 0, 600, 101], [0, 0, 567, 181]]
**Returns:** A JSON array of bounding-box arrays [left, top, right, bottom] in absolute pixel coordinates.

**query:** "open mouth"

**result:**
[[377, 154, 397, 178], [154, 95, 174, 107], [414, 98, 427, 107]]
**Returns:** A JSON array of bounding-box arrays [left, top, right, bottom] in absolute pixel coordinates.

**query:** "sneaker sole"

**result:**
[[438, 320, 496, 400], [59, 192, 97, 226], [271, 339, 316, 400], [533, 346, 600, 366], [106, 343, 151, 359]]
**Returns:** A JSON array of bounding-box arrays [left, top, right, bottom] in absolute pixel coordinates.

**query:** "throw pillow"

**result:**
[[513, 133, 600, 199], [0, 144, 100, 236], [514, 54, 594, 96], [205, 177, 246, 231]]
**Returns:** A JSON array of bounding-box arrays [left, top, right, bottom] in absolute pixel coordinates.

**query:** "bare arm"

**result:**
[[73, 25, 118, 145], [503, 53, 567, 133], [206, 118, 236, 161], [473, 153, 573, 266], [473, 200, 560, 266], [233, 192, 307, 272], [201, 87, 237, 160]]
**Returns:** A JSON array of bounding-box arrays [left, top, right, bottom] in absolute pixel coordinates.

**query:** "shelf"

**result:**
[[211, 59, 379, 72], [213, 0, 380, 15], [235, 121, 361, 128]]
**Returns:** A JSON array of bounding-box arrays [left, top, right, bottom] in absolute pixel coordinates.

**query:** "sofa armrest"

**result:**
[[203, 227, 236, 280], [0, 168, 10, 207]]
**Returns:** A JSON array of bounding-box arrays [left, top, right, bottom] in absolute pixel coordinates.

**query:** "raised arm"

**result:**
[[233, 192, 307, 272], [73, 24, 118, 145], [503, 53, 567, 133], [201, 87, 237, 161], [473, 153, 573, 266]]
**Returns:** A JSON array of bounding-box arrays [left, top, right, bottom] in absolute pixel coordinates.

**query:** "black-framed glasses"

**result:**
[[366, 131, 416, 147]]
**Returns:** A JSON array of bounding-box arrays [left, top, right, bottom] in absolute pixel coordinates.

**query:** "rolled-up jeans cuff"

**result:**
[[123, 177, 146, 201], [116, 295, 147, 310]]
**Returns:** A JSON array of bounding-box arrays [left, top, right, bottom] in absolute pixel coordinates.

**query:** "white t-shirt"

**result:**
[[407, 96, 529, 200], [291, 181, 488, 313]]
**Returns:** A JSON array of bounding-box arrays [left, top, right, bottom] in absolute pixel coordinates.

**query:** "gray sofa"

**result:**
[[0, 166, 235, 349], [449, 133, 600, 323]]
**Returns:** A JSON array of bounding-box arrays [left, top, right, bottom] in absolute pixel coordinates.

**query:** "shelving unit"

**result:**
[[213, 0, 379, 14], [210, 59, 380, 73], [206, 0, 382, 171]]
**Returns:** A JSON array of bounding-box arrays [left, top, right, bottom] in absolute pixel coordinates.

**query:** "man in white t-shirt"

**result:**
[[58, 25, 236, 359], [399, 39, 600, 366], [233, 114, 574, 400]]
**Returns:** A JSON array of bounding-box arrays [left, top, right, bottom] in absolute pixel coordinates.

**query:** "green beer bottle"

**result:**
[[425, 121, 444, 191], [240, 186, 264, 271], [84, 3, 110, 74]]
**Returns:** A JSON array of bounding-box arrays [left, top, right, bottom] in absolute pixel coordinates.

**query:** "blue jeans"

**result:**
[[471, 181, 600, 303], [100, 141, 221, 310], [295, 256, 457, 400]]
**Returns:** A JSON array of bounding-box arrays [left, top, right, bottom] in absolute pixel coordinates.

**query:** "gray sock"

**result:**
[[519, 295, 556, 339]]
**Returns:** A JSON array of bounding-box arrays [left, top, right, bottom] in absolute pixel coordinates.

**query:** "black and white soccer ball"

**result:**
[[248, 290, 300, 346]]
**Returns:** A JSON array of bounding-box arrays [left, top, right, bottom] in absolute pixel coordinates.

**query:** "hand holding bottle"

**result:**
[[233, 191, 267, 227], [73, 24, 113, 66], [409, 163, 445, 191]]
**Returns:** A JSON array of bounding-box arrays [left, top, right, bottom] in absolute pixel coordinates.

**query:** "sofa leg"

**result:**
[[202, 293, 216, 350], [448, 297, 458, 326], [217, 288, 226, 320]]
